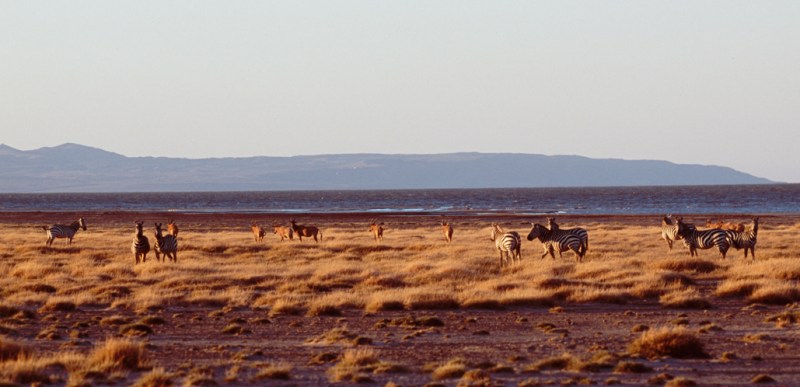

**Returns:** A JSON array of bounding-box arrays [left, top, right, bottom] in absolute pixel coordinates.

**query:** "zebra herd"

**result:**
[[38, 215, 760, 266], [132, 221, 179, 264], [661, 215, 759, 259], [491, 218, 589, 267]]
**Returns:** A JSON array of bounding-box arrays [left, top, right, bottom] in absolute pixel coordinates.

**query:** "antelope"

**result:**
[[251, 222, 266, 243], [167, 219, 179, 237], [290, 220, 322, 242], [441, 221, 453, 243], [369, 221, 385, 242], [706, 219, 745, 233], [272, 224, 294, 241]]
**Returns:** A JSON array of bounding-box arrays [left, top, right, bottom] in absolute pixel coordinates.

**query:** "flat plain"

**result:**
[[1, 211, 800, 386]]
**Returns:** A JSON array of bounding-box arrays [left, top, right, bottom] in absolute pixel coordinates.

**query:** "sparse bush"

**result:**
[[628, 326, 709, 359]]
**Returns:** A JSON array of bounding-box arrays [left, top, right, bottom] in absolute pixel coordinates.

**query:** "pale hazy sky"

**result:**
[[1, 1, 798, 182]]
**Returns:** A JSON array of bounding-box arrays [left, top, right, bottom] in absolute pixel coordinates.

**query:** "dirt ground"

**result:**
[[2, 211, 800, 386]]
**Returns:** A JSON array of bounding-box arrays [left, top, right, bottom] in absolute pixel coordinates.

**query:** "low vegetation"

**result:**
[[0, 215, 798, 384]]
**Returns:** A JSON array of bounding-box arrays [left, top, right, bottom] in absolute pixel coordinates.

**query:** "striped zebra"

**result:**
[[132, 221, 150, 264], [675, 218, 730, 258], [543, 218, 589, 255], [726, 217, 759, 259], [660, 215, 695, 252], [41, 217, 86, 246], [527, 223, 587, 262], [154, 223, 178, 262], [490, 223, 521, 267]]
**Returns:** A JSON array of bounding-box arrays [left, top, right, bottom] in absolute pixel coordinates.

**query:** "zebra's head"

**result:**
[[78, 217, 87, 231], [490, 223, 501, 241], [154, 223, 164, 237], [527, 223, 546, 241], [134, 221, 144, 235]]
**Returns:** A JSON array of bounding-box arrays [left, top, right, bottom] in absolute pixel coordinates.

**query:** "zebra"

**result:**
[[675, 218, 730, 258], [154, 223, 178, 262], [490, 223, 521, 267], [542, 217, 588, 255], [660, 215, 695, 252], [132, 221, 150, 264], [527, 223, 587, 262], [41, 217, 86, 246], [726, 217, 759, 259]]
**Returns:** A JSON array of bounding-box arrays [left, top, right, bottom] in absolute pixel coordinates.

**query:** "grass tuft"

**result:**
[[628, 326, 709, 359]]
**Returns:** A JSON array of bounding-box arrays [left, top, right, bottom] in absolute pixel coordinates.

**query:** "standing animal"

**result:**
[[132, 221, 150, 264], [661, 215, 695, 252], [272, 224, 294, 241], [441, 221, 454, 243], [490, 223, 521, 267], [547, 217, 560, 232], [41, 217, 87, 246], [290, 220, 322, 242], [527, 223, 587, 262], [675, 218, 730, 258], [541, 218, 589, 255], [706, 219, 745, 232], [251, 223, 267, 243], [167, 219, 179, 237], [369, 222, 384, 242], [154, 223, 178, 262], [726, 217, 759, 259]]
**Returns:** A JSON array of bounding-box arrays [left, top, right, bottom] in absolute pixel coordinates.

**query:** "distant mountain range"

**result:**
[[0, 143, 773, 192]]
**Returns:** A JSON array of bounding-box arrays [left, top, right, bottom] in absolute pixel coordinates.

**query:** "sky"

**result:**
[[1, 1, 798, 182]]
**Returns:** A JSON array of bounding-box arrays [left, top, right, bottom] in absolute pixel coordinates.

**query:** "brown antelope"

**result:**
[[167, 219, 179, 237], [706, 219, 745, 232], [290, 220, 322, 242], [251, 222, 267, 243], [272, 224, 294, 241], [441, 221, 453, 243], [369, 221, 385, 242]]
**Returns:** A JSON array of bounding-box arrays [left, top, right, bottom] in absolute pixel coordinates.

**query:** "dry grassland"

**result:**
[[1, 213, 799, 385]]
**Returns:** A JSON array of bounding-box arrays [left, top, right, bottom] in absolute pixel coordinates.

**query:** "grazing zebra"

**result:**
[[167, 219, 179, 237], [41, 217, 87, 246], [726, 217, 759, 259], [272, 224, 294, 241], [527, 223, 587, 262], [675, 218, 730, 258], [154, 223, 178, 262], [369, 222, 384, 242], [441, 221, 453, 243], [660, 215, 695, 252], [131, 221, 150, 264], [290, 220, 322, 242], [490, 223, 521, 267], [251, 223, 266, 243]]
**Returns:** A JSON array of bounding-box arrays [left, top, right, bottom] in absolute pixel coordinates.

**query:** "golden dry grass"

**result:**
[[1, 215, 800, 385]]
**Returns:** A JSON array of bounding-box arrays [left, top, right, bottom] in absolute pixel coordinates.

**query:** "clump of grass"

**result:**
[[751, 374, 777, 383], [656, 259, 717, 273], [100, 315, 131, 326], [88, 337, 147, 371], [748, 285, 800, 305], [328, 348, 405, 383], [0, 336, 28, 361], [0, 304, 20, 318], [430, 358, 467, 380], [132, 367, 174, 387], [665, 377, 698, 387], [255, 363, 292, 381], [306, 327, 372, 346], [38, 298, 76, 313], [120, 323, 154, 337], [659, 289, 711, 309], [613, 361, 653, 374], [403, 292, 459, 310], [628, 326, 709, 359], [221, 323, 251, 335]]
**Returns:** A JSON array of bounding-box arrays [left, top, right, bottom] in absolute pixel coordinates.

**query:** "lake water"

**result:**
[[0, 184, 797, 215]]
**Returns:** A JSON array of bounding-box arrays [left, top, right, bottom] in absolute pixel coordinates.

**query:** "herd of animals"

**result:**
[[37, 215, 759, 266]]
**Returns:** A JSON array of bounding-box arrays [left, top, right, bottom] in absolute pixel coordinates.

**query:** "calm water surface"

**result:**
[[0, 185, 797, 215]]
